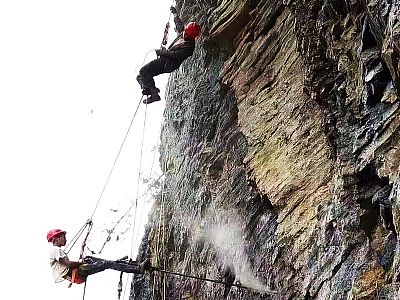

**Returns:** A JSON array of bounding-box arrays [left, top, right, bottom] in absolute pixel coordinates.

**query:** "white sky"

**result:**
[[0, 1, 175, 299]]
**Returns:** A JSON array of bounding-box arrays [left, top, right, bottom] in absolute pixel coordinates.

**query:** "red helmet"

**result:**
[[47, 229, 66, 242], [184, 22, 201, 39]]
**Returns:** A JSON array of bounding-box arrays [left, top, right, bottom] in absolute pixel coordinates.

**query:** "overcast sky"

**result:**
[[0, 1, 174, 299]]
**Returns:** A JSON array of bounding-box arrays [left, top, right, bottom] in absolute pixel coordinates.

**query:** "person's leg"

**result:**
[[136, 75, 159, 96], [107, 261, 142, 273], [78, 257, 151, 277], [137, 58, 166, 93], [78, 257, 110, 278]]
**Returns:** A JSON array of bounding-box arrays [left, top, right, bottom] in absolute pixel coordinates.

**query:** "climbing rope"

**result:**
[[152, 193, 164, 299], [120, 100, 150, 300], [90, 97, 143, 220], [151, 178, 164, 299], [82, 281, 87, 300], [81, 96, 145, 300], [151, 153, 168, 300], [152, 269, 278, 295], [65, 96, 144, 300], [78, 220, 93, 260], [129, 100, 149, 258], [69, 3, 179, 298], [162, 172, 167, 300], [151, 148, 185, 299], [121, 273, 130, 300], [70, 221, 93, 297], [65, 220, 91, 254], [135, 6, 172, 75], [160, 0, 178, 49], [162, 0, 176, 45], [134, 49, 158, 73], [162, 204, 167, 300], [161, 21, 170, 48], [93, 173, 164, 255], [132, 124, 164, 253], [65, 96, 143, 257], [117, 272, 123, 299]]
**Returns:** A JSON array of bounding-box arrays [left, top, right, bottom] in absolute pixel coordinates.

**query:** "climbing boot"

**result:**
[[143, 88, 161, 104], [142, 87, 159, 96], [136, 75, 145, 90]]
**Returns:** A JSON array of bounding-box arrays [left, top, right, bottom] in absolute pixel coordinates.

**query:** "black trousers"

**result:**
[[137, 57, 177, 90], [74, 257, 141, 279], [137, 58, 166, 90]]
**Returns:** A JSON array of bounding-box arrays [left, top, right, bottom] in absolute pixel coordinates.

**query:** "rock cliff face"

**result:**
[[132, 0, 400, 299]]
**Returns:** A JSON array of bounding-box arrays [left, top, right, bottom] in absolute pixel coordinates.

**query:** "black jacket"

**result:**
[[158, 15, 195, 72]]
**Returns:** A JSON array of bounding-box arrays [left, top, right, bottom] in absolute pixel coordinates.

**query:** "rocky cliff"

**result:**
[[131, 0, 400, 299]]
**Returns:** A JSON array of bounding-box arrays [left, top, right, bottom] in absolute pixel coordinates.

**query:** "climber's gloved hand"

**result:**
[[155, 47, 167, 56], [170, 6, 177, 14], [83, 256, 96, 264]]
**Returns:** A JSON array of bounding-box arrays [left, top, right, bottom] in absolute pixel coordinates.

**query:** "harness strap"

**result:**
[[66, 268, 85, 288], [66, 268, 86, 286], [72, 268, 85, 284]]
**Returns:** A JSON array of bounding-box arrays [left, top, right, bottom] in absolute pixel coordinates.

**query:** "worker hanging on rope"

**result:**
[[47, 229, 152, 284], [136, 6, 202, 104]]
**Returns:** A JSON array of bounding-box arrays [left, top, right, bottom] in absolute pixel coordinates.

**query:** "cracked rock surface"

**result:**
[[132, 0, 400, 299]]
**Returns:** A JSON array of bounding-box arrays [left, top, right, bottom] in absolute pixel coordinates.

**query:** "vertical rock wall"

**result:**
[[133, 0, 400, 299]]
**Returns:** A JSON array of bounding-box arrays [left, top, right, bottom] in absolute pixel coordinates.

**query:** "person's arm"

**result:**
[[157, 43, 194, 60], [59, 256, 82, 269], [170, 6, 184, 33]]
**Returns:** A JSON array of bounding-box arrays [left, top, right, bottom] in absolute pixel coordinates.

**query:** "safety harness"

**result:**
[[67, 220, 93, 287]]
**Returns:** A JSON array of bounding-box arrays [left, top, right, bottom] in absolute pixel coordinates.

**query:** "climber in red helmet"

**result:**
[[47, 228, 152, 284], [137, 6, 202, 104]]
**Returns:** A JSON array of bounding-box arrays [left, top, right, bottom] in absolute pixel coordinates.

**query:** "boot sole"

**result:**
[[143, 97, 161, 104]]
